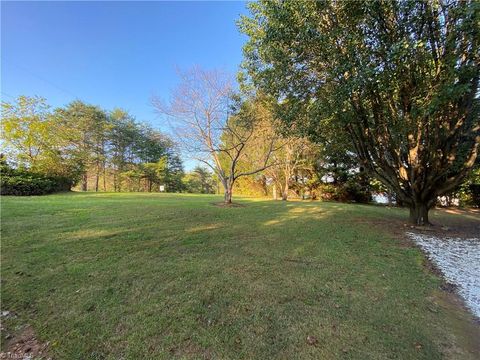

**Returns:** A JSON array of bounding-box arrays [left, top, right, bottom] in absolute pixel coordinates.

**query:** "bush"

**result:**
[[317, 179, 371, 203], [343, 178, 372, 203], [1, 162, 73, 196], [468, 184, 480, 207]]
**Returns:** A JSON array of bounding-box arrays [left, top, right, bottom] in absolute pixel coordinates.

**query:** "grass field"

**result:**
[[1, 193, 479, 359]]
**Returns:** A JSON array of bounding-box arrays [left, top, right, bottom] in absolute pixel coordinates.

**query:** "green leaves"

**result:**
[[2, 97, 184, 192], [240, 0, 480, 222]]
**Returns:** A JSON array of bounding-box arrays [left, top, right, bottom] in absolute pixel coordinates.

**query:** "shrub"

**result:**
[[343, 178, 372, 203], [1, 162, 73, 196], [468, 184, 480, 208], [317, 179, 371, 203]]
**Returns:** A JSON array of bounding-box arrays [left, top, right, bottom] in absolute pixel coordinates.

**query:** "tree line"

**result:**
[[2, 92, 376, 203], [1, 96, 184, 193]]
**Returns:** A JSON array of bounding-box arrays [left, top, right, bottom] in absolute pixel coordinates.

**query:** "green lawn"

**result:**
[[1, 193, 478, 359]]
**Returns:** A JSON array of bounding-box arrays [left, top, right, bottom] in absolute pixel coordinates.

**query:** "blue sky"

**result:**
[[1, 0, 248, 132]]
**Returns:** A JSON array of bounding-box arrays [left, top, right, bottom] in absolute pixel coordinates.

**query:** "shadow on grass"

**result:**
[[1, 194, 479, 359]]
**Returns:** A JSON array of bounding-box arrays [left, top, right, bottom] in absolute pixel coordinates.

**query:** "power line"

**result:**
[[2, 56, 79, 99]]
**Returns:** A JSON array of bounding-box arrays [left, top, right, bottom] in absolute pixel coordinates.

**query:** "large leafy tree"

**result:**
[[54, 101, 109, 191], [108, 109, 139, 191], [108, 110, 184, 192], [1, 96, 82, 180], [240, 0, 480, 224], [1, 96, 51, 167]]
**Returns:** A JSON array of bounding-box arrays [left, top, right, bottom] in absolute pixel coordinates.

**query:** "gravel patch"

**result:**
[[407, 232, 480, 318]]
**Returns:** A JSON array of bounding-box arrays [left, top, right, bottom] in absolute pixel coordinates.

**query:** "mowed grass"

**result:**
[[1, 193, 478, 359]]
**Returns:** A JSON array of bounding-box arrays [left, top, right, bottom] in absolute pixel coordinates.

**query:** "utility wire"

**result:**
[[1, 56, 79, 99]]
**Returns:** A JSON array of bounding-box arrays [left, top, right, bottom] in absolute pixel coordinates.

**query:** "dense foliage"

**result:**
[[221, 94, 375, 202], [1, 96, 184, 193], [454, 165, 480, 207], [183, 166, 217, 194], [240, 0, 480, 223], [3, 1, 479, 211], [0, 157, 72, 195]]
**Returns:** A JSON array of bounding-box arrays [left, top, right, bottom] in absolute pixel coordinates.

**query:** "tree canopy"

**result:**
[[1, 96, 184, 193], [240, 0, 480, 224]]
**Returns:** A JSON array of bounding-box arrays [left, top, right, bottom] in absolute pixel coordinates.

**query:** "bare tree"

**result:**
[[152, 66, 278, 204]]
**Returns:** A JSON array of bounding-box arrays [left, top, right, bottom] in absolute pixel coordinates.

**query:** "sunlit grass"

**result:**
[[1, 193, 477, 359]]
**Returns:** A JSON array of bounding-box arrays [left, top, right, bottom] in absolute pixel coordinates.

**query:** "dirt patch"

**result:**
[[425, 207, 480, 238], [0, 324, 49, 360], [352, 215, 415, 247]]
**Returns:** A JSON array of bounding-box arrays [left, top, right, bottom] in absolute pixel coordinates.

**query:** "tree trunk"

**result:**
[[95, 174, 99, 192], [409, 202, 431, 226], [113, 170, 118, 192], [118, 172, 122, 192], [94, 160, 100, 192], [103, 164, 107, 191], [221, 177, 234, 204], [224, 187, 232, 204], [273, 183, 278, 200], [282, 178, 289, 201], [82, 173, 88, 192]]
